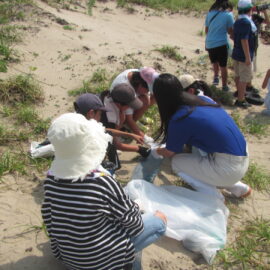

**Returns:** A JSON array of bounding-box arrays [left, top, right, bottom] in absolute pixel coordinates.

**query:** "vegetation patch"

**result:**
[[116, 0, 238, 12], [0, 74, 44, 105], [231, 111, 268, 137], [155, 45, 183, 62], [215, 218, 270, 269], [68, 68, 114, 96], [242, 162, 270, 192]]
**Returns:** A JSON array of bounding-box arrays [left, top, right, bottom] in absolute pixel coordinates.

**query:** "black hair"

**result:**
[[185, 80, 213, 98], [153, 73, 219, 143], [130, 71, 148, 91], [209, 0, 233, 11]]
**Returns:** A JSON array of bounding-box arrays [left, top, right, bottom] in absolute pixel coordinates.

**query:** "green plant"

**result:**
[[155, 45, 183, 62], [0, 151, 27, 179], [215, 218, 270, 269], [87, 0, 95, 15], [68, 68, 112, 96], [116, 0, 238, 12], [0, 0, 32, 24], [230, 112, 268, 137], [63, 25, 74, 30], [0, 74, 44, 105], [121, 54, 142, 70], [210, 85, 234, 106], [242, 162, 270, 191]]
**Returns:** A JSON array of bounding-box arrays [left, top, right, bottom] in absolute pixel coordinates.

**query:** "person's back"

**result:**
[[232, 17, 255, 62], [205, 10, 234, 49], [42, 171, 142, 270], [167, 97, 246, 156]]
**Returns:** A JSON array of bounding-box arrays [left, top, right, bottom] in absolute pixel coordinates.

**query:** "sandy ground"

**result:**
[[0, 1, 270, 269]]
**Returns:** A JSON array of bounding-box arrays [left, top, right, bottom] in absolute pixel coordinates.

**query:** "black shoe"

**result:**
[[234, 100, 252, 108], [246, 86, 259, 94]]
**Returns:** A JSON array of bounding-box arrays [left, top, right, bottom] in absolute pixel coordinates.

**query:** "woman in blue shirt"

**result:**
[[205, 0, 234, 91], [152, 74, 251, 200]]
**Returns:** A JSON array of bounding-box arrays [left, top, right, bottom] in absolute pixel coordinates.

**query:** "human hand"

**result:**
[[132, 134, 144, 144], [245, 59, 251, 66], [137, 146, 151, 158], [154, 210, 167, 224]]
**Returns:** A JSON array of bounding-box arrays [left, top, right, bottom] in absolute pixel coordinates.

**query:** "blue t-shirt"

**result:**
[[232, 18, 255, 62], [166, 97, 247, 156], [205, 11, 234, 49]]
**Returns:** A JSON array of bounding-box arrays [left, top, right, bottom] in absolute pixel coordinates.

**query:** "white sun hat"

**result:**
[[47, 113, 112, 180]]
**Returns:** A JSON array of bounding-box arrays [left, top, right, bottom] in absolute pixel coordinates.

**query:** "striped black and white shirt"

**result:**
[[41, 171, 143, 270]]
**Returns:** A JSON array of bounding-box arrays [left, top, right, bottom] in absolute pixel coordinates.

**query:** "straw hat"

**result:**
[[48, 113, 112, 179]]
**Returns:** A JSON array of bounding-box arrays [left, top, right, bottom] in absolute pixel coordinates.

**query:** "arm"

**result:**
[[156, 147, 175, 158], [113, 136, 139, 152], [125, 114, 144, 137], [106, 128, 144, 144], [205, 26, 208, 34], [103, 176, 144, 237], [262, 10, 270, 25], [262, 69, 270, 89], [228, 27, 233, 39], [241, 39, 251, 65]]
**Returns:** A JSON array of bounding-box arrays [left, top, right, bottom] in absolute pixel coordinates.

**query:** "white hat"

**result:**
[[238, 0, 253, 10], [179, 74, 196, 89], [48, 113, 112, 180]]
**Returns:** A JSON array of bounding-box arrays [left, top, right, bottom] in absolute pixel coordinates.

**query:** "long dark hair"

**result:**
[[209, 0, 233, 11], [153, 73, 219, 143]]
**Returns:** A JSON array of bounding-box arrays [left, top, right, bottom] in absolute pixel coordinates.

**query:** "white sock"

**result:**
[[225, 181, 250, 197]]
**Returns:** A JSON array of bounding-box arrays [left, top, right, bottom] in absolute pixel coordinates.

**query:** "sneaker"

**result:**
[[222, 85, 230, 92], [246, 86, 259, 94], [225, 182, 252, 198], [213, 76, 219, 86], [234, 100, 252, 109]]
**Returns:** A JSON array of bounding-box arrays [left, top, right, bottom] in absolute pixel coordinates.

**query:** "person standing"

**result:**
[[205, 0, 234, 91], [232, 0, 256, 108]]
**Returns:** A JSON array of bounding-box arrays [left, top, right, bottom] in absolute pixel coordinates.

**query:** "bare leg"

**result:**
[[213, 62, 219, 78], [237, 81, 247, 101], [220, 66, 228, 87]]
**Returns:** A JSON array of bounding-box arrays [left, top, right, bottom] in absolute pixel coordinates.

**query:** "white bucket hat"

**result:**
[[48, 113, 112, 180]]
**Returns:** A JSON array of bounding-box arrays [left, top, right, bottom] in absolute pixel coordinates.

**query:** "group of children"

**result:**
[[205, 0, 270, 109], [40, 1, 270, 269]]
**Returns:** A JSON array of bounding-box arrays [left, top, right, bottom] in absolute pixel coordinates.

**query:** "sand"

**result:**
[[0, 1, 270, 269]]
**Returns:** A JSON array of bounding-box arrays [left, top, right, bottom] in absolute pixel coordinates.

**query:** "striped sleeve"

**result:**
[[99, 175, 144, 237]]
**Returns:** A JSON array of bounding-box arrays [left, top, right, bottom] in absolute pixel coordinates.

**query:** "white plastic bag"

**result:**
[[125, 180, 229, 264], [30, 141, 55, 158]]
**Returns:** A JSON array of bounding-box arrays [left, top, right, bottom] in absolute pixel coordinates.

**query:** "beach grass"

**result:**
[[215, 218, 270, 269], [243, 162, 270, 191], [155, 45, 183, 62], [0, 74, 44, 105], [231, 111, 268, 137], [68, 68, 115, 96], [117, 0, 239, 12]]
